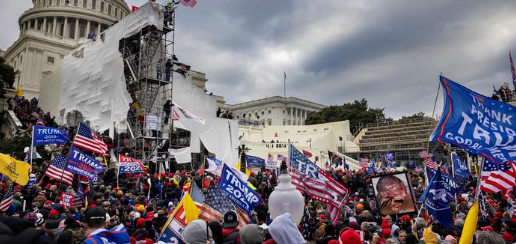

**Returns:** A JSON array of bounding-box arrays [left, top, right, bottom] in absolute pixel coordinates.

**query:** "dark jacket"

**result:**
[[222, 228, 240, 244]]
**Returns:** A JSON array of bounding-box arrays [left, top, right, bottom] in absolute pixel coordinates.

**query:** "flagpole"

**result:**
[[423, 73, 442, 186], [30, 125, 35, 173], [117, 153, 120, 189], [283, 71, 286, 98]]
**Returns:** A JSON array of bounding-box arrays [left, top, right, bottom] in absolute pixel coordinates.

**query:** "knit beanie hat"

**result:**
[[503, 232, 515, 242], [381, 219, 390, 229], [339, 228, 363, 244]]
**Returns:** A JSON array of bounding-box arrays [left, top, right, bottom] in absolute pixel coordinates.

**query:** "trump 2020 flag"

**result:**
[[66, 146, 104, 181], [218, 164, 263, 214], [451, 152, 470, 180], [206, 157, 223, 176], [289, 144, 319, 178], [245, 155, 265, 168], [33, 126, 69, 146], [430, 76, 516, 163], [424, 168, 453, 227]]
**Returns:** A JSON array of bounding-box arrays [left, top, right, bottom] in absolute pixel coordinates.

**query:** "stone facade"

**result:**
[[224, 96, 325, 126], [2, 0, 130, 98]]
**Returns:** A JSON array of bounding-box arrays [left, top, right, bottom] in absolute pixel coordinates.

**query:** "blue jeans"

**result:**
[[165, 70, 171, 81]]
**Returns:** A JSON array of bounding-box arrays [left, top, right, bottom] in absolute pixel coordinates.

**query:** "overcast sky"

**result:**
[[2, 1, 516, 119]]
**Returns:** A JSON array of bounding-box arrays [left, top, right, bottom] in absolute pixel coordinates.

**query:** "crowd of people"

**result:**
[[0, 148, 514, 244], [6, 96, 57, 130]]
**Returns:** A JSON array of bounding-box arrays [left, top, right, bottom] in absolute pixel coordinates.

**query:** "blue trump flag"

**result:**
[[451, 152, 470, 180], [424, 169, 453, 227], [430, 76, 516, 163], [66, 146, 104, 180], [289, 144, 319, 178], [33, 126, 69, 146], [245, 155, 265, 168], [422, 167, 463, 202], [368, 159, 376, 174], [218, 164, 263, 213]]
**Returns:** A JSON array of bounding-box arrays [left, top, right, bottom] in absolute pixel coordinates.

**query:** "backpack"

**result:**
[[69, 228, 86, 244]]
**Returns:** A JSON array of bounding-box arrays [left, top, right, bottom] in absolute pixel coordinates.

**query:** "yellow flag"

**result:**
[[0, 153, 30, 185], [236, 162, 251, 176], [15, 87, 24, 97], [160, 193, 199, 234], [459, 201, 479, 244]]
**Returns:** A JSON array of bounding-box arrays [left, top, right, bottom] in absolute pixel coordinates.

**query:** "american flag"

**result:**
[[277, 154, 286, 162], [291, 167, 348, 225], [0, 185, 14, 212], [45, 155, 74, 185], [180, 0, 196, 7], [359, 158, 369, 168], [423, 157, 448, 174], [198, 184, 248, 228], [302, 149, 312, 158], [172, 108, 180, 122], [480, 160, 516, 199], [268, 154, 274, 161], [73, 123, 107, 156]]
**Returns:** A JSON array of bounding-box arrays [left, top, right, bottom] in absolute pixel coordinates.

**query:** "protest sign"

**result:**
[[430, 76, 516, 163], [146, 114, 161, 131], [66, 146, 104, 180], [218, 164, 263, 213], [33, 126, 69, 146], [118, 155, 145, 174], [72, 194, 84, 208], [371, 172, 416, 215], [59, 193, 74, 208], [451, 152, 470, 180]]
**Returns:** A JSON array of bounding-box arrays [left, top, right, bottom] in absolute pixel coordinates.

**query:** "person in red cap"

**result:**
[[46, 209, 62, 229], [503, 232, 514, 242], [313, 214, 328, 240], [339, 228, 363, 244], [132, 218, 149, 241]]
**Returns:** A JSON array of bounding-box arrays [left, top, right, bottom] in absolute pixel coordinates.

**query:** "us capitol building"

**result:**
[[3, 0, 130, 98]]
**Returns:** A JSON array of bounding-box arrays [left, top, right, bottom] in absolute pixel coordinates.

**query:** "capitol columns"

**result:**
[[52, 17, 57, 35], [42, 17, 47, 33], [35, 18, 39, 31], [74, 18, 79, 40], [86, 20, 91, 36], [63, 17, 68, 37]]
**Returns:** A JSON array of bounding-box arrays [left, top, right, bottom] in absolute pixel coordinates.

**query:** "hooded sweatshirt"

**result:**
[[183, 220, 214, 244], [240, 225, 264, 244], [269, 213, 306, 244]]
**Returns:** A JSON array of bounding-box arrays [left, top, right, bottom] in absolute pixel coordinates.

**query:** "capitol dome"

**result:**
[[3, 0, 130, 98]]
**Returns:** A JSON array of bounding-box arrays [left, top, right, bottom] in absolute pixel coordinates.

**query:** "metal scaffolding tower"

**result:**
[[116, 3, 177, 172]]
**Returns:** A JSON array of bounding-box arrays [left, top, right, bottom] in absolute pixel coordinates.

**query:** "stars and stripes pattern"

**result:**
[[172, 108, 180, 121], [359, 158, 369, 168], [73, 123, 107, 156], [277, 154, 286, 162], [291, 165, 349, 225], [423, 157, 449, 174], [480, 160, 516, 199], [0, 185, 14, 212], [45, 155, 74, 185], [197, 184, 248, 228]]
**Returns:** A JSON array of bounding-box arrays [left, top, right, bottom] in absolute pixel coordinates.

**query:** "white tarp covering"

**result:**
[[168, 147, 192, 164], [58, 2, 164, 132], [172, 72, 239, 168]]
